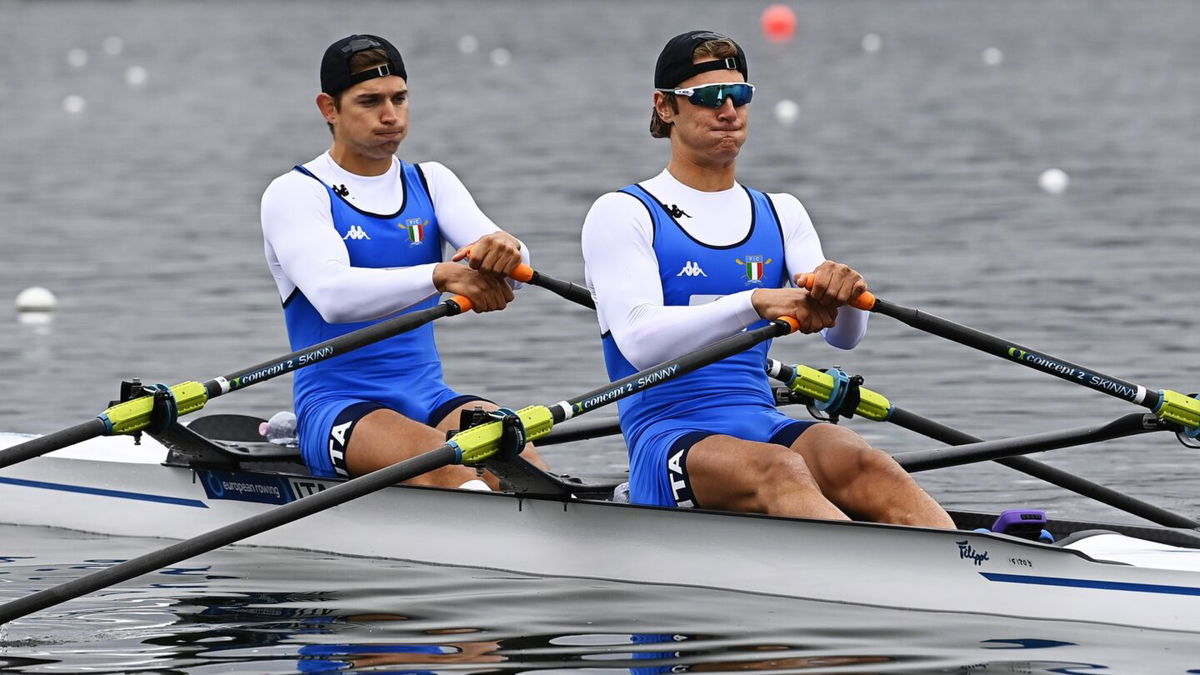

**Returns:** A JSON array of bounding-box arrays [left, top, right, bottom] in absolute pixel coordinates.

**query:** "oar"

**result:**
[[797, 275, 1200, 435], [893, 413, 1169, 472], [452, 242, 594, 310], [510, 264, 595, 310], [0, 263, 590, 471], [0, 316, 801, 624], [513, 270, 1193, 524], [0, 295, 474, 470], [768, 360, 1197, 528]]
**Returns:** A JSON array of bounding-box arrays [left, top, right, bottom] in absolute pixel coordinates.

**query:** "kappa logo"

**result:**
[[676, 261, 707, 277], [342, 225, 371, 241]]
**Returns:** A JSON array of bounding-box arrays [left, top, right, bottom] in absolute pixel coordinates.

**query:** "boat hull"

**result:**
[[1, 433, 1198, 633]]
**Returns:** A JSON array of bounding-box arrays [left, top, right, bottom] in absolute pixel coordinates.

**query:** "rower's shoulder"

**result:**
[[758, 188, 803, 210], [409, 160, 473, 201], [761, 191, 813, 228], [583, 189, 654, 224], [261, 168, 327, 207]]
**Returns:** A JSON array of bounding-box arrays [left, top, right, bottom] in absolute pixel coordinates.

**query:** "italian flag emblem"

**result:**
[[405, 219, 427, 245], [736, 255, 773, 283]]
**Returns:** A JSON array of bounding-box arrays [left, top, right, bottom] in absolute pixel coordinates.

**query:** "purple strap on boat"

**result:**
[[991, 509, 1047, 537]]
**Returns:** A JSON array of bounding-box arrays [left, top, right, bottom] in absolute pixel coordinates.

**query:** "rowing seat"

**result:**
[[151, 414, 625, 500], [152, 416, 306, 472]]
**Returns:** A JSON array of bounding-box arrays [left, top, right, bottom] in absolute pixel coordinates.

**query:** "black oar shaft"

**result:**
[[888, 408, 1198, 528], [0, 298, 469, 469], [0, 446, 460, 625], [0, 420, 107, 470], [207, 299, 463, 398], [539, 418, 621, 446], [896, 412, 1159, 471], [526, 269, 595, 310], [557, 320, 793, 421], [510, 265, 594, 310], [873, 298, 1157, 410]]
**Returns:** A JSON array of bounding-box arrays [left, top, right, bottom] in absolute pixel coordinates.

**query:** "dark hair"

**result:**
[[650, 38, 740, 138], [326, 47, 393, 135]]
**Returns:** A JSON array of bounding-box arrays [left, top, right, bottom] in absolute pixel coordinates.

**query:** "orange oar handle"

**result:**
[[448, 294, 473, 313], [776, 316, 800, 333], [797, 274, 876, 311], [510, 263, 535, 283]]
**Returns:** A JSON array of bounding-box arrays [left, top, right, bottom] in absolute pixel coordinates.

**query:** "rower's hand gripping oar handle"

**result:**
[[797, 273, 876, 311], [455, 243, 595, 310]]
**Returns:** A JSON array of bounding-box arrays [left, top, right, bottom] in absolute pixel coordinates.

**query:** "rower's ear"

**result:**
[[653, 90, 676, 125], [316, 92, 338, 124]]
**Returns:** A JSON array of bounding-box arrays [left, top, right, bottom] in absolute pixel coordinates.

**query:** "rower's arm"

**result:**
[[261, 173, 439, 323], [420, 161, 531, 284], [772, 192, 868, 350]]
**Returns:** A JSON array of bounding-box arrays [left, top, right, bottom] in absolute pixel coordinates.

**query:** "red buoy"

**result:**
[[761, 4, 797, 43]]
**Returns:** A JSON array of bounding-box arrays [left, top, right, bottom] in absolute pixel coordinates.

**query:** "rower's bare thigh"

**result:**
[[789, 424, 902, 489], [686, 435, 837, 516]]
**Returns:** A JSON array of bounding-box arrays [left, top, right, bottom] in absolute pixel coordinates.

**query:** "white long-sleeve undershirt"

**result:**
[[581, 170, 867, 370], [261, 153, 528, 323]]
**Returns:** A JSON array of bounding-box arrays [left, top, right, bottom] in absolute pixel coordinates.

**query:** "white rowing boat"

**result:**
[[2, 413, 1199, 634], [1, 273, 1197, 633]]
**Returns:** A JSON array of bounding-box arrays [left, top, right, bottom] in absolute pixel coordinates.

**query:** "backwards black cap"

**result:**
[[320, 34, 407, 97], [654, 30, 748, 89]]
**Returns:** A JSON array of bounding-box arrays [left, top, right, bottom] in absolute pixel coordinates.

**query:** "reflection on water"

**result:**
[[0, 526, 1195, 673]]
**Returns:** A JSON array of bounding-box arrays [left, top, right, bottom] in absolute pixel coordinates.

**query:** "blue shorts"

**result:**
[[628, 407, 815, 508], [297, 387, 484, 478]]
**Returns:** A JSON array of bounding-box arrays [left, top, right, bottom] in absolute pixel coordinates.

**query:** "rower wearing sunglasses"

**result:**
[[581, 30, 953, 527]]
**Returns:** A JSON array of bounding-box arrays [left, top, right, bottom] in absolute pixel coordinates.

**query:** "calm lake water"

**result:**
[[1, 0, 1198, 671]]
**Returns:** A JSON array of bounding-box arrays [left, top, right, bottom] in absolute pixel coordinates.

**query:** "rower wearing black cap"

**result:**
[[582, 30, 953, 526], [260, 34, 546, 486]]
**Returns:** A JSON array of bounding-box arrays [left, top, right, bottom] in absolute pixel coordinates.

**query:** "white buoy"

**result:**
[[458, 35, 479, 54], [982, 47, 1004, 66], [62, 95, 86, 114], [489, 48, 511, 67], [102, 36, 124, 56], [774, 99, 799, 126], [66, 48, 89, 68], [16, 287, 57, 312], [126, 66, 148, 87], [861, 33, 882, 54], [1038, 168, 1069, 194]]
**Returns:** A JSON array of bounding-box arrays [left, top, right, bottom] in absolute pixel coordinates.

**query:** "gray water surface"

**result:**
[[1, 0, 1198, 671]]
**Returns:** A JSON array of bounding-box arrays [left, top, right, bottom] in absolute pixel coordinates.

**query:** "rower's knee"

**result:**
[[855, 446, 908, 481], [752, 450, 823, 509]]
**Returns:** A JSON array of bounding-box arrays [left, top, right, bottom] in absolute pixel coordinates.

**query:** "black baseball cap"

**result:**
[[320, 34, 407, 97], [654, 30, 748, 89]]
